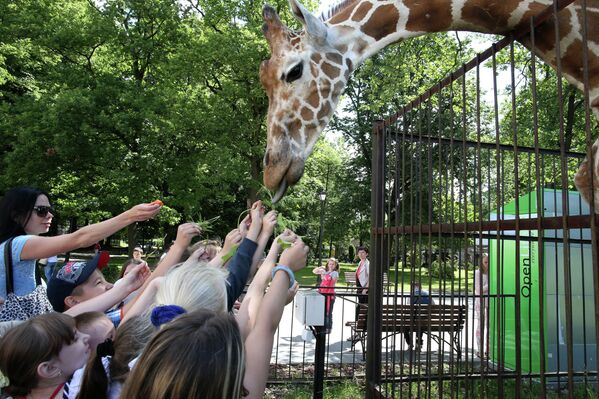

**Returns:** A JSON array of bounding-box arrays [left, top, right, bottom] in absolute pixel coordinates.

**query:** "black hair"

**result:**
[[0, 186, 50, 243], [357, 246, 369, 254]]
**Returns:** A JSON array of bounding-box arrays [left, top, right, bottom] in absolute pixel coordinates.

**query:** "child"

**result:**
[[313, 257, 339, 334], [47, 252, 150, 327], [47, 218, 205, 326], [74, 312, 115, 351], [0, 313, 90, 399], [120, 309, 245, 398], [70, 315, 154, 399]]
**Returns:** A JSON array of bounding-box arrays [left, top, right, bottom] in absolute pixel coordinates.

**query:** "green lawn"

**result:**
[[99, 255, 474, 294], [296, 263, 474, 293]]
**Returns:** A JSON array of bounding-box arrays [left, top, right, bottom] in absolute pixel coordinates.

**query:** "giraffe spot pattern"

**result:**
[[346, 58, 354, 72], [326, 52, 343, 65], [285, 119, 303, 141], [307, 81, 320, 108], [352, 1, 373, 22], [361, 5, 399, 41], [560, 40, 599, 92], [329, 0, 360, 24], [461, 0, 523, 33], [311, 62, 319, 78], [333, 81, 345, 97], [317, 101, 332, 120], [320, 83, 332, 99], [322, 61, 341, 79], [575, 6, 599, 47], [301, 107, 314, 120], [405, 0, 452, 32], [520, 9, 573, 54]]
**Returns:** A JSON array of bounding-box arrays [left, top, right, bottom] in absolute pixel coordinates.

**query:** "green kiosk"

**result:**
[[488, 189, 596, 378]]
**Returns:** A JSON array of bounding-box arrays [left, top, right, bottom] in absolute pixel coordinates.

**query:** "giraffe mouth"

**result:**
[[272, 177, 288, 204]]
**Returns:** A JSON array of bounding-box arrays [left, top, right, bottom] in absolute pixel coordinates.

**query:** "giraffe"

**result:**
[[259, 0, 599, 203]]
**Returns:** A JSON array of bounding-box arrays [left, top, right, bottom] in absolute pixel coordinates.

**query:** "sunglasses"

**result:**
[[32, 205, 55, 217]]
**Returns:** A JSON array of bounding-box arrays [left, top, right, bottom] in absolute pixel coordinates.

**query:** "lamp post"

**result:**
[[316, 190, 327, 271], [313, 168, 329, 399]]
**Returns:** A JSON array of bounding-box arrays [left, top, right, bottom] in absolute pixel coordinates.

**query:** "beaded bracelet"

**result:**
[[271, 264, 295, 289]]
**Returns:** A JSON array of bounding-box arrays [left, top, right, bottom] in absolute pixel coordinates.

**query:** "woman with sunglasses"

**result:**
[[0, 186, 162, 322]]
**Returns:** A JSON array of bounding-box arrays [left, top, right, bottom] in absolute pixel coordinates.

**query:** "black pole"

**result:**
[[317, 198, 326, 269], [313, 325, 326, 399]]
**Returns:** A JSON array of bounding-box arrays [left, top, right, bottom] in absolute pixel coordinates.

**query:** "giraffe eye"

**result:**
[[285, 63, 303, 83]]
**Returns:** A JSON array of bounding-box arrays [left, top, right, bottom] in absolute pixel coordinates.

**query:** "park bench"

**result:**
[[346, 303, 466, 360]]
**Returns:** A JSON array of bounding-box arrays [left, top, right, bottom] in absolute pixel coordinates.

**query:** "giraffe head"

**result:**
[[260, 1, 352, 202]]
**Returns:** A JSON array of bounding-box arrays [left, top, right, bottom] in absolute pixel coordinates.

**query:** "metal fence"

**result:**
[[365, 1, 598, 398]]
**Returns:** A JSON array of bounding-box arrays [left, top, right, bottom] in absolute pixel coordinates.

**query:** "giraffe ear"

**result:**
[[289, 0, 328, 46]]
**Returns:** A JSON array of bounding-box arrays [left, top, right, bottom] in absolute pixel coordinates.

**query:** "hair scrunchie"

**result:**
[[97, 338, 115, 357], [151, 304, 187, 327]]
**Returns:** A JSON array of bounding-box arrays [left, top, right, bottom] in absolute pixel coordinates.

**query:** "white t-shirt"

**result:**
[[64, 357, 122, 399]]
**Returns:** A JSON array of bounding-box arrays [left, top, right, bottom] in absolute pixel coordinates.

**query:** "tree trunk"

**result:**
[[564, 89, 577, 152], [127, 224, 138, 258], [64, 217, 78, 263]]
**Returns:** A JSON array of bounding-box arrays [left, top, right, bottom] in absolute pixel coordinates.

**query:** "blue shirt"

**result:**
[[225, 238, 257, 311], [0, 235, 36, 298], [412, 289, 431, 305], [105, 306, 123, 327]]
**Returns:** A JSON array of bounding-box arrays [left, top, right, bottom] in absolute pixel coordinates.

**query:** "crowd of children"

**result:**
[[0, 186, 308, 399]]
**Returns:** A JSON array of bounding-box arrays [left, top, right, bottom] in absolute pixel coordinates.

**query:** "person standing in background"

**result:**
[[475, 253, 489, 358], [347, 247, 369, 341]]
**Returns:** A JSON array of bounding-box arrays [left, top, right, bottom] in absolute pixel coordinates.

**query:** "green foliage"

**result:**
[[429, 259, 456, 280], [265, 381, 364, 399]]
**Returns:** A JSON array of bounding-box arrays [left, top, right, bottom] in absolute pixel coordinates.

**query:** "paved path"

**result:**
[[271, 289, 481, 365]]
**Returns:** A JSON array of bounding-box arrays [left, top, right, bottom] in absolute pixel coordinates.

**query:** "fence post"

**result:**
[[313, 325, 326, 399], [366, 120, 385, 397]]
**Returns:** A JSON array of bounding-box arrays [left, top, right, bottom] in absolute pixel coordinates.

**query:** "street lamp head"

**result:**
[[318, 191, 327, 202]]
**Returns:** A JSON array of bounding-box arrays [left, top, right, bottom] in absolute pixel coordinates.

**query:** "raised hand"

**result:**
[[173, 222, 202, 249], [247, 201, 265, 241], [121, 262, 151, 293], [222, 228, 243, 255], [127, 202, 162, 222], [239, 214, 251, 237], [260, 210, 278, 238], [278, 238, 309, 272]]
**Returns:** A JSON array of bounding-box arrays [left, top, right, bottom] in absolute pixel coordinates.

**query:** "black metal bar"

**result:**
[[529, 14, 548, 397], [312, 325, 326, 399], [373, 214, 599, 235], [366, 120, 385, 398], [507, 38, 523, 398], [389, 132, 586, 158]]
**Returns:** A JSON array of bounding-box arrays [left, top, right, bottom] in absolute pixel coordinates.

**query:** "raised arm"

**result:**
[[243, 239, 308, 399], [208, 228, 242, 269], [237, 229, 298, 338], [250, 210, 278, 277], [222, 202, 263, 310], [64, 262, 150, 317], [122, 277, 164, 322], [123, 222, 201, 315], [20, 203, 162, 260]]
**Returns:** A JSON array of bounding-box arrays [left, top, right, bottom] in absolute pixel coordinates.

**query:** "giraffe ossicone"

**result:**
[[260, 0, 599, 203]]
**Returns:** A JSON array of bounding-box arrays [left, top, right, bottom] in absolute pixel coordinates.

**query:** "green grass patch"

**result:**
[[265, 380, 364, 399], [296, 263, 474, 293]]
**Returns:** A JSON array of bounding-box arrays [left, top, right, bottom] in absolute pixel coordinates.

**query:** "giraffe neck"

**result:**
[[325, 0, 553, 67]]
